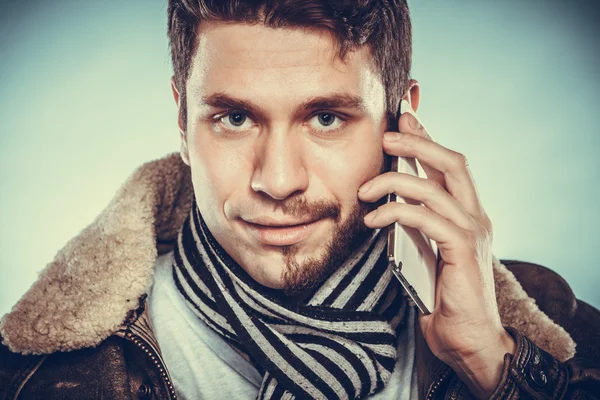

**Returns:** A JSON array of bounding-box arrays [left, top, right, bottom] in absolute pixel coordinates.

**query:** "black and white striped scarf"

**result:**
[[172, 201, 409, 399]]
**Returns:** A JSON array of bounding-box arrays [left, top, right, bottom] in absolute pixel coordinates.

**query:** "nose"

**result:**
[[250, 127, 309, 201]]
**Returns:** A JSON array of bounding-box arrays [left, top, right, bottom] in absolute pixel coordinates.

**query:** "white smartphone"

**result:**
[[386, 99, 439, 315]]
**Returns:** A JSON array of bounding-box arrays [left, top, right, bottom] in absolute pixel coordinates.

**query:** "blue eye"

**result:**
[[308, 113, 344, 132], [228, 113, 246, 126], [317, 113, 336, 126], [219, 112, 254, 131]]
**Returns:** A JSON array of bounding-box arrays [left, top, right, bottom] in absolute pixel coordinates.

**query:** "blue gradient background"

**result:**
[[1, 0, 599, 317]]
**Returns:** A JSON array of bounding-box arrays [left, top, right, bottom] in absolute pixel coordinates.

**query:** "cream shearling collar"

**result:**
[[0, 152, 576, 362]]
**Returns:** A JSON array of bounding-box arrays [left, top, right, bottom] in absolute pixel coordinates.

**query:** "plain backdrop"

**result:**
[[1, 0, 599, 318]]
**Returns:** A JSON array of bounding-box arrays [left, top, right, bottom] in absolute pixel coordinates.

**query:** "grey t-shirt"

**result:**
[[149, 252, 419, 400]]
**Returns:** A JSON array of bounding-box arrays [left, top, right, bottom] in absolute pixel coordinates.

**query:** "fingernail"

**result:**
[[409, 115, 421, 130], [384, 131, 401, 141], [365, 209, 378, 222], [358, 180, 373, 193]]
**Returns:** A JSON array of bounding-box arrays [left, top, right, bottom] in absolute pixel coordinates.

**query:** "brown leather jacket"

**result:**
[[1, 154, 599, 399], [1, 260, 599, 399]]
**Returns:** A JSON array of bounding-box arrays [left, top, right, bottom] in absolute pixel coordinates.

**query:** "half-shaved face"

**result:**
[[175, 21, 388, 294]]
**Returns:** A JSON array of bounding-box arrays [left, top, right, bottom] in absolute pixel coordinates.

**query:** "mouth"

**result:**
[[242, 218, 324, 247]]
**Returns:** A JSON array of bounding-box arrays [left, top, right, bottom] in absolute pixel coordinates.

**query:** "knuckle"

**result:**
[[411, 205, 432, 229], [425, 179, 443, 194], [452, 151, 469, 170], [418, 205, 433, 219], [415, 207, 432, 230], [423, 180, 444, 203]]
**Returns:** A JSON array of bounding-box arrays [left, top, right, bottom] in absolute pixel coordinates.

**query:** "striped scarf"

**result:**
[[172, 201, 409, 399]]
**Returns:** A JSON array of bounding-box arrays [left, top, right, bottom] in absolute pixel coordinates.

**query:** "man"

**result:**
[[1, 0, 599, 399]]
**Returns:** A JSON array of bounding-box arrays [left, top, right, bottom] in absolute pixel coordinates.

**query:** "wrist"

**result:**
[[448, 329, 517, 399]]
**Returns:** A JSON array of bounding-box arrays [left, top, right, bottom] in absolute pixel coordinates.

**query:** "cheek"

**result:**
[[187, 131, 250, 220], [310, 135, 384, 205]]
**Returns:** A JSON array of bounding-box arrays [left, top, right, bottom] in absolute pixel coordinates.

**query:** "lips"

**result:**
[[243, 218, 323, 246]]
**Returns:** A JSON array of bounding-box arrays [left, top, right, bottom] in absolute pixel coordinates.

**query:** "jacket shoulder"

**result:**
[[501, 259, 600, 363]]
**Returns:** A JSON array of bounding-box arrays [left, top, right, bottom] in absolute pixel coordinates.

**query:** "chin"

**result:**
[[237, 250, 287, 289], [242, 244, 329, 292]]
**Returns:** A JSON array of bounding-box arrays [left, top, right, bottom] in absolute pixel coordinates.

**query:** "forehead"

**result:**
[[187, 21, 383, 109]]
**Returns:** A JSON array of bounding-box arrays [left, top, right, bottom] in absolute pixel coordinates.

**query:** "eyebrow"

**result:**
[[200, 92, 368, 116]]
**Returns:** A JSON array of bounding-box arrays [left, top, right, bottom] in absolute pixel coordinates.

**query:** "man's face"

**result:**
[[177, 21, 388, 293]]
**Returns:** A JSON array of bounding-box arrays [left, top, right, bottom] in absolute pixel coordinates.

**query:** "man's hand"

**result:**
[[357, 110, 516, 399]]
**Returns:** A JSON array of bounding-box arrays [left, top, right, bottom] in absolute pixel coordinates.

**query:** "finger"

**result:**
[[398, 112, 429, 140], [363, 202, 465, 250], [358, 171, 475, 231], [383, 133, 484, 219], [396, 112, 447, 189]]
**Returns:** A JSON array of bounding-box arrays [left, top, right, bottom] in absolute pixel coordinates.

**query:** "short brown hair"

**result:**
[[167, 0, 412, 132]]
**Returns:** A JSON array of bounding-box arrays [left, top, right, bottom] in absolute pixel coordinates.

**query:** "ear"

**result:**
[[402, 79, 420, 113], [171, 76, 190, 166]]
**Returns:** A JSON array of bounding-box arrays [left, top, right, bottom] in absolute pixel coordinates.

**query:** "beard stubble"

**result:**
[[279, 156, 390, 298]]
